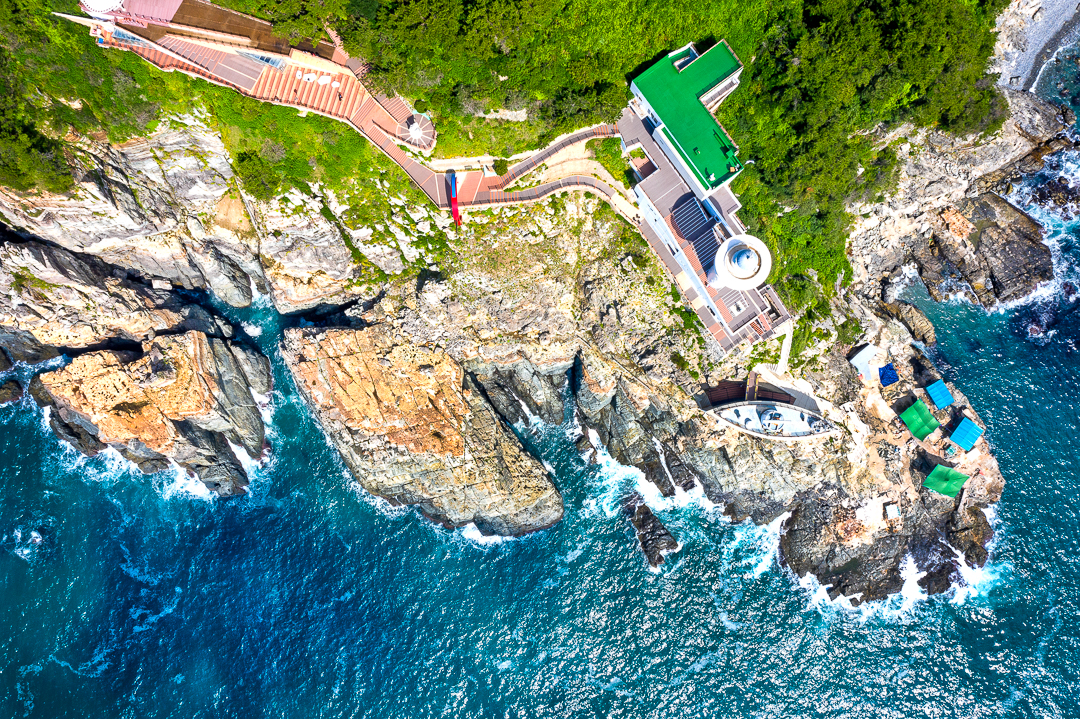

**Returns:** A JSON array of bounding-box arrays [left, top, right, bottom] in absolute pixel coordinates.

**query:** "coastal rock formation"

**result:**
[[0, 92, 1020, 601], [916, 194, 1053, 306], [0, 116, 261, 307], [254, 190, 373, 313], [31, 331, 269, 495], [881, 301, 936, 345], [0, 237, 227, 351], [623, 493, 679, 568], [0, 379, 22, 404], [1029, 175, 1080, 217], [847, 89, 1069, 298], [281, 326, 563, 535]]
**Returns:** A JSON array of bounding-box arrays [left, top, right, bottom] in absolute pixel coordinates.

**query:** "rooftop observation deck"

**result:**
[[631, 41, 743, 192]]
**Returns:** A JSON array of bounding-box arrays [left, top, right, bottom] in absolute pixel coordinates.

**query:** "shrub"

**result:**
[[492, 158, 509, 175], [234, 152, 281, 201]]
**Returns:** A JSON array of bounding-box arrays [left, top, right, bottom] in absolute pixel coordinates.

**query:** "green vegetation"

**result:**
[[10, 267, 58, 296], [0, 53, 72, 193], [836, 316, 864, 346], [335, 0, 1006, 305], [588, 137, 635, 189], [233, 152, 281, 201], [492, 158, 510, 175], [215, 0, 348, 43], [0, 0, 1011, 329], [431, 114, 549, 158], [670, 351, 699, 380]]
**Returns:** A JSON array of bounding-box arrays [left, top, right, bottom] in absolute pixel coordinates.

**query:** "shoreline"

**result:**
[[1027, 6, 1080, 91], [998, 0, 1080, 91]]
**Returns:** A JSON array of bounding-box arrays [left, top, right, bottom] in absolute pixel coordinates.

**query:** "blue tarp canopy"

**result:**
[[878, 363, 899, 387], [926, 380, 954, 409], [950, 417, 984, 451]]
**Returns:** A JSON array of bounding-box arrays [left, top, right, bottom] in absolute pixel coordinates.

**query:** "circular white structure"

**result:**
[[709, 234, 772, 290], [81, 0, 124, 13]]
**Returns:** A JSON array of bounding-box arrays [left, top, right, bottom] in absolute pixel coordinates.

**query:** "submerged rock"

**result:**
[[622, 493, 679, 568], [0, 378, 22, 404], [31, 331, 266, 496], [281, 326, 564, 536]]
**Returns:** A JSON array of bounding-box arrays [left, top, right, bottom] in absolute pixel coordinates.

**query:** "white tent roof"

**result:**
[[849, 344, 881, 383]]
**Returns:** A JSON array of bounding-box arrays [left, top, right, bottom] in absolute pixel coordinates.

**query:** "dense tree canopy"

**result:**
[[0, 0, 1010, 304], [336, 0, 1007, 292]]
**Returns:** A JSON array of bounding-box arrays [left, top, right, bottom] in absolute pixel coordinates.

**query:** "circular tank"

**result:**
[[709, 234, 772, 290]]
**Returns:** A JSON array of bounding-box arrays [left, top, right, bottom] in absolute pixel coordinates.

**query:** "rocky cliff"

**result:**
[[30, 331, 269, 496], [0, 60, 1048, 596], [0, 115, 260, 308], [281, 325, 563, 534], [0, 236, 229, 356], [847, 89, 1072, 307]]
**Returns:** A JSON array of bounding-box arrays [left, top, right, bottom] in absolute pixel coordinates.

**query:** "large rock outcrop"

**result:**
[[0, 237, 227, 351], [916, 194, 1053, 306], [0, 116, 261, 307], [31, 331, 269, 496], [281, 326, 563, 535], [847, 89, 1069, 296]]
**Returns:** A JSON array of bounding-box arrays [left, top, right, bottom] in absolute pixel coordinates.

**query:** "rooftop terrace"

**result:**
[[632, 42, 743, 192]]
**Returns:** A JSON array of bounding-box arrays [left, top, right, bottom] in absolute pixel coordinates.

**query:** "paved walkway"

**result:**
[[106, 28, 624, 217]]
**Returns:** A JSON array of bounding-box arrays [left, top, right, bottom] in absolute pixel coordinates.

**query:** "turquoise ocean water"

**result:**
[[4, 78, 1080, 718]]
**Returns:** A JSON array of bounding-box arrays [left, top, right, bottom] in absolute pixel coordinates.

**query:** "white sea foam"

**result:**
[[241, 322, 263, 337], [344, 472, 411, 519], [582, 428, 642, 519], [250, 387, 276, 425], [950, 550, 1006, 605], [457, 523, 508, 546], [132, 586, 182, 633], [158, 463, 215, 502], [798, 554, 932, 621], [717, 611, 742, 631]]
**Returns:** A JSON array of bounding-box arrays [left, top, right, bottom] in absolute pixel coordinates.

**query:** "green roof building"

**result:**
[[630, 41, 744, 196]]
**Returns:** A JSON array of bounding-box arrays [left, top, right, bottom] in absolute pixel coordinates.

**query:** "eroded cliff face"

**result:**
[[0, 115, 453, 316], [0, 86, 1027, 598], [0, 238, 228, 354], [281, 326, 563, 535], [31, 331, 269, 496], [847, 89, 1072, 307], [0, 115, 260, 308]]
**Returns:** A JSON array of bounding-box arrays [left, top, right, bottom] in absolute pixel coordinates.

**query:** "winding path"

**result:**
[[100, 28, 624, 216]]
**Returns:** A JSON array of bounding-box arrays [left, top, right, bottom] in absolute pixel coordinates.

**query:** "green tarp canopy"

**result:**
[[900, 399, 940, 441], [923, 464, 969, 498]]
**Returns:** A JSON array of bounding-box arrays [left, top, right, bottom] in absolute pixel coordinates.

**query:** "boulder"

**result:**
[[32, 331, 265, 496], [0, 379, 22, 404], [622, 493, 679, 568], [919, 193, 1052, 307]]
